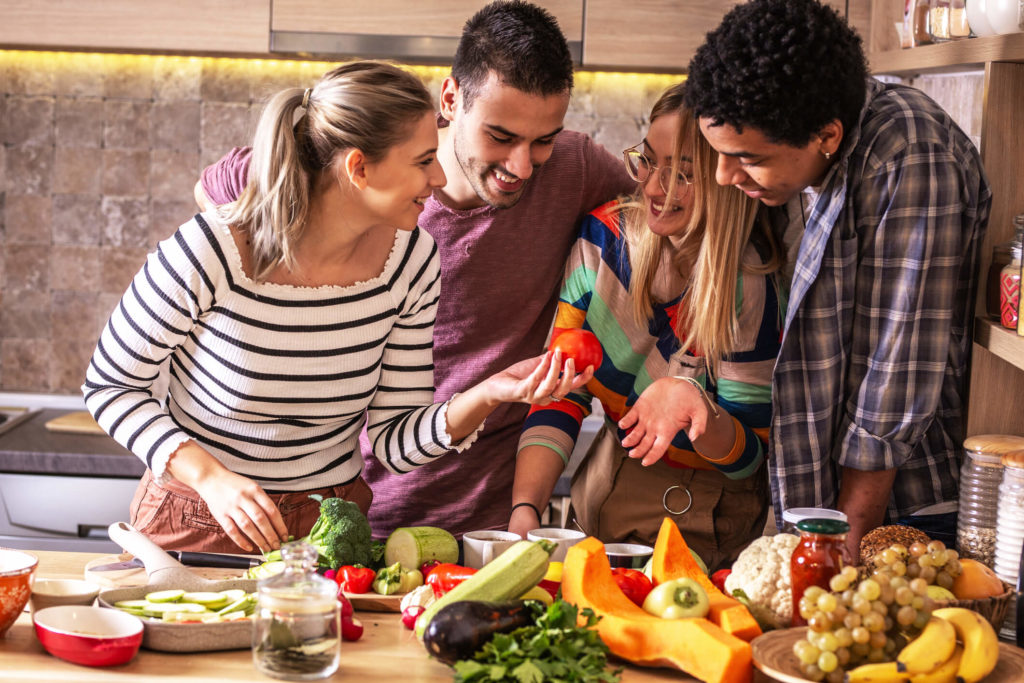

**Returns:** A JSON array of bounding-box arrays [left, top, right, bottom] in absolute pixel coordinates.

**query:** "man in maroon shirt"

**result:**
[[199, 0, 634, 539]]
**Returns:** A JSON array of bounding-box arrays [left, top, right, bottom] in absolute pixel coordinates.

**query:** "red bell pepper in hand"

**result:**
[[336, 565, 376, 594], [425, 563, 477, 598], [711, 568, 732, 593], [611, 567, 653, 607]]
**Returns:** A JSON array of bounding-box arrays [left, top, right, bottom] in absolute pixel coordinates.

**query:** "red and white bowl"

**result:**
[[0, 547, 38, 636], [33, 605, 143, 667]]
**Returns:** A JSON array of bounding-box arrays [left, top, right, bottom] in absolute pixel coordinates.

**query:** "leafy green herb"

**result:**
[[452, 600, 621, 683]]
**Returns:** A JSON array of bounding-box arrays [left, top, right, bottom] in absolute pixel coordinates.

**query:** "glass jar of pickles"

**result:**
[[253, 541, 340, 681]]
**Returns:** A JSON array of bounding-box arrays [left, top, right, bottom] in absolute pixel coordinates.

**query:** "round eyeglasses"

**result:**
[[622, 145, 694, 196]]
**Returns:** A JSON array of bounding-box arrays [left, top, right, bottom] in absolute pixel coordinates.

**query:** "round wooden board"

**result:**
[[85, 554, 404, 612], [751, 627, 1024, 683]]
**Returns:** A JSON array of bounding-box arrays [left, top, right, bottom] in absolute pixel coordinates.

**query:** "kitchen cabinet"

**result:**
[[581, 0, 872, 71], [270, 0, 583, 61], [0, 0, 270, 54], [866, 6, 1024, 436]]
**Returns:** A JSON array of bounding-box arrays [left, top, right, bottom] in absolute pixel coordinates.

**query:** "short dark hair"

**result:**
[[452, 0, 573, 109], [684, 0, 868, 147]]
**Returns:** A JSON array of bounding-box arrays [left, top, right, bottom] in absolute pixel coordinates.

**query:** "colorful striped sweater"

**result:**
[[83, 213, 475, 492], [518, 201, 782, 478]]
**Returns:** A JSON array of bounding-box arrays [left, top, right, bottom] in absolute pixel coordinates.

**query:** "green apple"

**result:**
[[926, 584, 956, 601]]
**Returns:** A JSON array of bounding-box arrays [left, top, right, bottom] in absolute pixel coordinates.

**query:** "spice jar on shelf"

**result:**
[[1000, 236, 1021, 329], [913, 0, 935, 45], [790, 518, 850, 627], [957, 434, 1024, 567], [988, 213, 1024, 320], [949, 0, 972, 38], [253, 541, 341, 681]]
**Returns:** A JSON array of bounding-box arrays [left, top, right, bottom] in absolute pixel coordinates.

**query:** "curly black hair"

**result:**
[[684, 0, 868, 147], [452, 0, 573, 110]]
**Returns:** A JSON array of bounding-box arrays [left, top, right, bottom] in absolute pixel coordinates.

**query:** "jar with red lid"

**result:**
[[791, 518, 850, 627]]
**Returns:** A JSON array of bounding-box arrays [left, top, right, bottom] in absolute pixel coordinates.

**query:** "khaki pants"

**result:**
[[570, 424, 768, 573], [129, 469, 373, 554]]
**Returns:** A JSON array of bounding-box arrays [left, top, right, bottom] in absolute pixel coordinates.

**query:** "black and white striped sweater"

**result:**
[[84, 213, 474, 492]]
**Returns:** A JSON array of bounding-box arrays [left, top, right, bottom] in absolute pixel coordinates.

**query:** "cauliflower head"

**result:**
[[724, 533, 799, 629]]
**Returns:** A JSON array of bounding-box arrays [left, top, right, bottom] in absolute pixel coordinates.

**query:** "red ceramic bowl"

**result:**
[[33, 605, 143, 667], [0, 547, 38, 636]]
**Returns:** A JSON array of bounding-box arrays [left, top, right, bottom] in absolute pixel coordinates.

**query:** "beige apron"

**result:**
[[569, 423, 768, 572]]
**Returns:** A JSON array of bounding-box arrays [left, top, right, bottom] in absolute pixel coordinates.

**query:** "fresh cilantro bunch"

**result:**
[[452, 600, 622, 683]]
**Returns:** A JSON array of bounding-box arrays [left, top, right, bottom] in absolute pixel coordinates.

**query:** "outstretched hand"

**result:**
[[618, 376, 711, 466], [490, 350, 595, 406]]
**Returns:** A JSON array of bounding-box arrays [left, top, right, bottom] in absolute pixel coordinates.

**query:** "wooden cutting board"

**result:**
[[84, 553, 404, 612], [45, 411, 106, 434]]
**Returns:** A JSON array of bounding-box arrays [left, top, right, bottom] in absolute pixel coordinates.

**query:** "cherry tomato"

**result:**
[[610, 567, 653, 607], [711, 568, 732, 593], [550, 328, 603, 372], [419, 559, 441, 578]]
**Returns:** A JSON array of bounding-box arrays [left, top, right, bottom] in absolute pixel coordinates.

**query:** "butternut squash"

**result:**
[[651, 517, 762, 642], [562, 536, 752, 683]]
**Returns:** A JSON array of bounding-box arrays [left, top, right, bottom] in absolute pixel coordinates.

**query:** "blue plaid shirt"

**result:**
[[769, 79, 991, 524]]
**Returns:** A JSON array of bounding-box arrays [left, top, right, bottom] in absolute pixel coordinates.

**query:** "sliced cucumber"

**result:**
[[145, 589, 185, 603], [219, 589, 247, 603], [215, 595, 253, 616], [113, 599, 152, 610], [181, 591, 230, 608]]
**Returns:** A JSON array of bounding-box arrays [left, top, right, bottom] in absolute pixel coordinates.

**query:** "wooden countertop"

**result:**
[[3, 551, 698, 682]]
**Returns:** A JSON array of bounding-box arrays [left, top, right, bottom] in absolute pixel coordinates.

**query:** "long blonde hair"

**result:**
[[622, 86, 782, 378], [219, 61, 435, 281]]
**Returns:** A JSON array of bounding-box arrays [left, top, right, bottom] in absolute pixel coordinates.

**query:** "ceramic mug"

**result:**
[[463, 530, 522, 569], [526, 528, 586, 563], [604, 543, 653, 569]]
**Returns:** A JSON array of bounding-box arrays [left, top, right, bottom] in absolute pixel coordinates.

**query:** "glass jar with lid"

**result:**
[[253, 541, 340, 681], [988, 213, 1024, 320], [957, 435, 1024, 566], [780, 507, 849, 536], [994, 450, 1024, 642], [790, 518, 850, 627]]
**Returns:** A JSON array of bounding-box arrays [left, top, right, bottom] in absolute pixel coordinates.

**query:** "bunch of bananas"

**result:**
[[845, 607, 999, 683]]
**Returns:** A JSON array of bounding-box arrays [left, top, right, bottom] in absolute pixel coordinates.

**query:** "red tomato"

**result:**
[[711, 568, 732, 593], [610, 567, 653, 607], [550, 329, 603, 372]]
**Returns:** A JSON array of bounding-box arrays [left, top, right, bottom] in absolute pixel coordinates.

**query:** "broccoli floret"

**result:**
[[302, 495, 375, 569]]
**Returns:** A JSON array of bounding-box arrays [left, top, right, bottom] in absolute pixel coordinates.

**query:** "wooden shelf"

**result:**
[[974, 317, 1024, 373], [869, 32, 1024, 75]]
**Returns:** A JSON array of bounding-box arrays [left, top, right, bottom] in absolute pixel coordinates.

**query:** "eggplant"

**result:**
[[422, 600, 536, 665]]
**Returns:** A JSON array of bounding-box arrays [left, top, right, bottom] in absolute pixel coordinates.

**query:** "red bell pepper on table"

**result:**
[[336, 565, 376, 594], [425, 563, 477, 598], [610, 567, 653, 606]]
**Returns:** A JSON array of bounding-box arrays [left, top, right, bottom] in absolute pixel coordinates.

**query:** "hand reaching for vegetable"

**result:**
[[618, 376, 712, 466], [168, 441, 289, 553]]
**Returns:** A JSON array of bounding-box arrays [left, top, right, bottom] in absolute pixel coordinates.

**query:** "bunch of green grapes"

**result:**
[[790, 540, 963, 682]]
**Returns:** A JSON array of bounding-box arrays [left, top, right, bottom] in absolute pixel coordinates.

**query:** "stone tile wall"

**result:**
[[0, 50, 982, 396]]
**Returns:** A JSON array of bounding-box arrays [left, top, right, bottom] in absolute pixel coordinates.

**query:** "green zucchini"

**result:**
[[384, 526, 459, 570], [414, 539, 554, 638]]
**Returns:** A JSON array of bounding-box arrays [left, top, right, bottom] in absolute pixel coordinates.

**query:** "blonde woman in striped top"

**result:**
[[84, 62, 589, 555]]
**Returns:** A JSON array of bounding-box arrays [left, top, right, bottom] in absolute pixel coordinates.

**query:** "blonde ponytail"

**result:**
[[218, 61, 434, 281]]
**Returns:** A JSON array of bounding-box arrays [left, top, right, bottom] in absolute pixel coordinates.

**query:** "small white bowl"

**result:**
[[31, 578, 101, 614], [604, 543, 654, 569], [34, 605, 143, 667]]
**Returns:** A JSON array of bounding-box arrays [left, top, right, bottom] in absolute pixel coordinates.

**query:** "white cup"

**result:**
[[604, 543, 654, 569], [526, 528, 586, 563], [463, 530, 522, 569]]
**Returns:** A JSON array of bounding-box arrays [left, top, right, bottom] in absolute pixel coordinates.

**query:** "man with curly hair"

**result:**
[[683, 0, 990, 558]]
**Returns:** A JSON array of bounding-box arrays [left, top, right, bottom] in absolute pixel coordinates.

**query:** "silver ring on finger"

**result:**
[[662, 485, 693, 515]]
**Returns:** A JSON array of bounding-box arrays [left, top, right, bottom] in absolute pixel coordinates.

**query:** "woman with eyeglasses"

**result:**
[[507, 83, 784, 571]]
